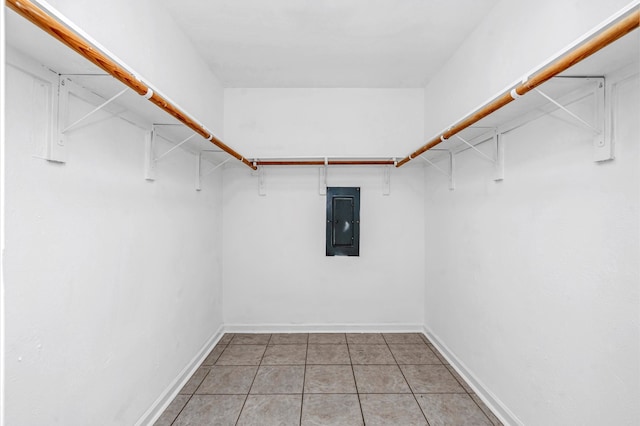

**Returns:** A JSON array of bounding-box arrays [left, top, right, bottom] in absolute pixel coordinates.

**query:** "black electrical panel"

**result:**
[[326, 187, 360, 256]]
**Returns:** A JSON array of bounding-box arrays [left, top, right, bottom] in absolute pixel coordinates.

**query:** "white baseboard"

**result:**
[[224, 323, 424, 333], [422, 326, 522, 426], [136, 324, 225, 426]]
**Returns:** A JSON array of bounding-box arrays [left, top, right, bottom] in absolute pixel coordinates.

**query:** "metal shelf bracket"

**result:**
[[49, 74, 67, 163], [155, 133, 196, 162], [54, 74, 126, 165], [195, 150, 230, 191], [144, 128, 156, 181], [494, 131, 505, 181], [455, 134, 494, 163], [258, 165, 266, 196], [319, 157, 328, 195], [421, 152, 455, 191], [61, 87, 128, 134], [383, 165, 392, 196], [452, 128, 504, 182], [536, 77, 609, 161], [145, 124, 198, 181]]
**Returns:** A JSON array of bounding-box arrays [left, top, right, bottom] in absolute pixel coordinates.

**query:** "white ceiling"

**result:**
[[160, 0, 499, 88]]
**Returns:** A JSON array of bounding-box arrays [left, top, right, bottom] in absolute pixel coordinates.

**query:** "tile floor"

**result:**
[[154, 333, 502, 426]]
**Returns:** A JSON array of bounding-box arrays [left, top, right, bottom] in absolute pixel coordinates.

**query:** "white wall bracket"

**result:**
[[421, 151, 455, 191], [455, 134, 494, 163], [593, 78, 609, 162], [452, 129, 504, 182], [53, 74, 122, 164], [383, 165, 391, 196], [11, 48, 69, 163], [50, 75, 68, 163], [155, 133, 196, 161], [448, 152, 455, 191], [494, 131, 505, 181], [536, 77, 609, 161], [195, 150, 229, 191], [61, 87, 128, 133], [144, 128, 156, 181], [145, 124, 199, 181], [319, 157, 328, 195], [258, 165, 266, 196]]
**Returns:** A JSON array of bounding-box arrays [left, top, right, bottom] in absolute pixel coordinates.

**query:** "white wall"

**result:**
[[223, 89, 426, 329], [423, 59, 639, 426], [224, 88, 424, 158], [4, 20, 225, 426]]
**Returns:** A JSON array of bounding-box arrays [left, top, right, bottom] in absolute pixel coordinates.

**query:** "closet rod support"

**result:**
[[419, 155, 450, 178], [534, 88, 600, 134], [421, 152, 455, 190], [454, 135, 495, 163], [383, 165, 391, 196], [155, 133, 196, 161], [319, 157, 329, 195], [62, 87, 128, 133], [202, 158, 231, 178], [196, 152, 231, 190]]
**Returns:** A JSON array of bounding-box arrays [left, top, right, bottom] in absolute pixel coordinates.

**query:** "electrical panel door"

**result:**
[[326, 187, 360, 256]]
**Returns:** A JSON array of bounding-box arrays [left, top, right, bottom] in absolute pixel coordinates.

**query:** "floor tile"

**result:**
[[262, 344, 307, 365], [219, 333, 234, 344], [416, 393, 492, 426], [359, 394, 428, 426], [427, 343, 450, 365], [270, 333, 309, 344], [306, 344, 350, 364], [216, 344, 266, 365], [382, 333, 425, 344], [237, 394, 302, 426], [388, 344, 441, 364], [353, 365, 411, 393], [446, 365, 474, 392], [308, 333, 346, 344], [348, 344, 396, 364], [346, 333, 385, 344], [173, 395, 245, 426], [471, 394, 504, 425], [401, 365, 465, 393], [250, 365, 305, 394], [155, 333, 500, 425], [179, 366, 210, 395], [195, 365, 257, 394], [301, 394, 363, 426], [153, 395, 189, 426], [230, 333, 271, 345], [201, 344, 226, 366], [304, 365, 357, 393]]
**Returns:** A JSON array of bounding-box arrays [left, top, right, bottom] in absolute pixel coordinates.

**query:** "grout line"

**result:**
[[468, 391, 497, 425], [444, 364, 475, 395], [384, 334, 432, 426], [346, 336, 366, 425], [233, 338, 268, 426], [184, 391, 473, 395], [170, 352, 216, 425], [169, 394, 193, 426], [299, 334, 309, 426]]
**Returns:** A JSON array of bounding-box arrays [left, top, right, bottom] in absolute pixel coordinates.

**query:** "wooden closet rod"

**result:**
[[6, 0, 258, 170], [256, 160, 396, 166], [396, 7, 640, 167]]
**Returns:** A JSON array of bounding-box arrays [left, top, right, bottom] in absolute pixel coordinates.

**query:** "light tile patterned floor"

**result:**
[[154, 333, 503, 426]]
